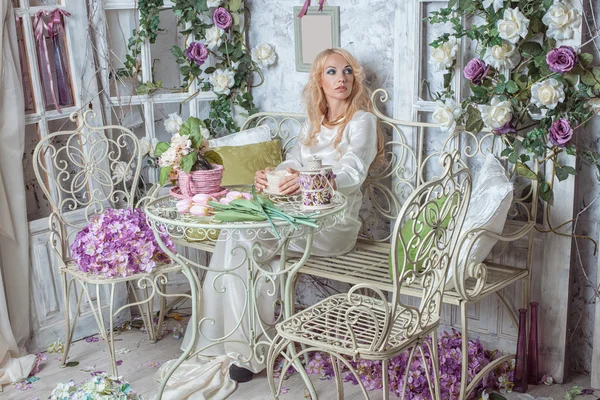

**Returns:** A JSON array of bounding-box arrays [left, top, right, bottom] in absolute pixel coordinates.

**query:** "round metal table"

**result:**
[[144, 191, 347, 399]]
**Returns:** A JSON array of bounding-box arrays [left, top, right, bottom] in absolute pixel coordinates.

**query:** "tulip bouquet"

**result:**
[[427, 0, 600, 201], [177, 188, 318, 239]]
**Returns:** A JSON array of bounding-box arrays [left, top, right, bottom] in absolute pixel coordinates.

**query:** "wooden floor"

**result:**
[[1, 325, 596, 400]]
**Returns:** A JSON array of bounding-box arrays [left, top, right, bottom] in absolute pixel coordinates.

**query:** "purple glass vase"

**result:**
[[528, 302, 539, 384], [513, 308, 528, 392], [52, 31, 74, 107]]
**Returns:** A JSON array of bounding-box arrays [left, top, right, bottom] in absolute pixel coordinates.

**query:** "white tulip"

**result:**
[[497, 7, 529, 44], [164, 113, 183, 135], [433, 98, 462, 133], [209, 69, 236, 95], [483, 41, 521, 70], [251, 43, 277, 67], [530, 78, 565, 110], [542, 1, 582, 40], [428, 37, 458, 72], [482, 0, 504, 12], [205, 26, 224, 50], [479, 97, 512, 129]]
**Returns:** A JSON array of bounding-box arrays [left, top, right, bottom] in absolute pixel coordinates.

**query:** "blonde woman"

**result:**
[[165, 49, 382, 397]]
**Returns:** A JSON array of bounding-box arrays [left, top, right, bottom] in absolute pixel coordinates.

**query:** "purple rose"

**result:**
[[493, 116, 516, 135], [546, 46, 578, 73], [185, 42, 208, 66], [463, 59, 490, 85], [548, 118, 573, 147], [212, 7, 232, 30]]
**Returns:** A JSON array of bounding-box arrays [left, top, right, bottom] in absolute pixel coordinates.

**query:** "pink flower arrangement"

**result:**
[[70, 208, 176, 278]]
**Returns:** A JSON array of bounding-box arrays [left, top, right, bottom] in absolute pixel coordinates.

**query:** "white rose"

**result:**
[[483, 0, 504, 12], [170, 133, 192, 154], [251, 43, 277, 67], [159, 146, 179, 168], [483, 41, 521, 70], [164, 113, 183, 135], [428, 37, 457, 72], [433, 98, 462, 133], [209, 69, 236, 95], [497, 7, 529, 44], [479, 96, 512, 129], [530, 78, 565, 110], [207, 0, 222, 7], [542, 1, 582, 40], [205, 26, 224, 50], [139, 137, 153, 156]]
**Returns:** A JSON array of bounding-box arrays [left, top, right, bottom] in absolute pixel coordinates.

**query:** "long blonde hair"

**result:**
[[302, 48, 384, 163]]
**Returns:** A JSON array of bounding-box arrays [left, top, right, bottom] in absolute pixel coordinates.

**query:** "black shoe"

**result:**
[[229, 364, 254, 383]]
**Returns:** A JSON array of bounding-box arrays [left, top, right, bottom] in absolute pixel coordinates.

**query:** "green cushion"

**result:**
[[388, 195, 455, 279], [209, 139, 283, 186]]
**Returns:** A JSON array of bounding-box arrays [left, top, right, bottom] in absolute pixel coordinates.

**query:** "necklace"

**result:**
[[324, 113, 345, 126]]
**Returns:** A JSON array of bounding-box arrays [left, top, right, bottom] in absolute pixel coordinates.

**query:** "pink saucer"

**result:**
[[169, 186, 228, 200]]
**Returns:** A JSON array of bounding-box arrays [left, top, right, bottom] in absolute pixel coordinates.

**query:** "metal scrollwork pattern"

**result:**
[[33, 110, 143, 237]]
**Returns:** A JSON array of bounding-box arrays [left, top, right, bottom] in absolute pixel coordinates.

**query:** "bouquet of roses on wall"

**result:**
[[427, 0, 600, 201], [154, 113, 219, 185]]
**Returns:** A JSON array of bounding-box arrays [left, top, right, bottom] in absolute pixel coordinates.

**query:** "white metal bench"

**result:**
[[195, 88, 538, 398]]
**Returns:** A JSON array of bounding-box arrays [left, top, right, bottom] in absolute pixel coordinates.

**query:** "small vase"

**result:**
[[177, 164, 224, 198], [528, 302, 539, 385], [513, 308, 528, 393]]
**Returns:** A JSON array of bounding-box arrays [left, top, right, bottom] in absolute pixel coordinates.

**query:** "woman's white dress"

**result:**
[[157, 111, 378, 399]]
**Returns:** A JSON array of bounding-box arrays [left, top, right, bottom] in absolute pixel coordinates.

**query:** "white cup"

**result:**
[[265, 170, 291, 194]]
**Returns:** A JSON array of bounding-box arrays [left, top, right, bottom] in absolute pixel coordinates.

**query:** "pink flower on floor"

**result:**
[[15, 380, 33, 391], [85, 336, 99, 343], [116, 360, 123, 366], [146, 361, 161, 368]]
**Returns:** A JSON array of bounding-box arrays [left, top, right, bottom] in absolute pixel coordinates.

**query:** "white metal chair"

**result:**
[[32, 111, 180, 374], [267, 152, 472, 399]]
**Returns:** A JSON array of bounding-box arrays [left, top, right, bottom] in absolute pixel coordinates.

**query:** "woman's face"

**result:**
[[320, 53, 354, 103]]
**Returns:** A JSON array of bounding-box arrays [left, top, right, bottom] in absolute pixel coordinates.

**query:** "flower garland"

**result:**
[[125, 0, 277, 135], [427, 0, 600, 202]]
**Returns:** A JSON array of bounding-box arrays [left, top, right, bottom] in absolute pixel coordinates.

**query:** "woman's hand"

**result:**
[[278, 168, 301, 195], [254, 168, 271, 192]]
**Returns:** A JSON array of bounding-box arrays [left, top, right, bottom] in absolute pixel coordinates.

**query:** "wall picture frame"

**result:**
[[293, 6, 340, 72]]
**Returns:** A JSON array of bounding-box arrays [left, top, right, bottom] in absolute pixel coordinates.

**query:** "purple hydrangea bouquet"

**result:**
[[70, 208, 175, 278], [427, 0, 600, 202]]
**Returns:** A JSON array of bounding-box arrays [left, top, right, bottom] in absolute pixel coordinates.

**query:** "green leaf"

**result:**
[[563, 72, 579, 87], [66, 361, 79, 367], [489, 393, 507, 400], [505, 80, 519, 94], [516, 163, 538, 180], [154, 141, 170, 158], [501, 148, 512, 157], [171, 45, 185, 59], [159, 165, 173, 186], [555, 166, 569, 181], [204, 66, 216, 74], [579, 53, 594, 67], [539, 181, 553, 202], [494, 82, 506, 94], [465, 105, 484, 133], [529, 17, 544, 34], [181, 151, 197, 173], [508, 151, 518, 164], [581, 71, 597, 87], [563, 166, 577, 175], [180, 117, 204, 147], [232, 12, 240, 26], [230, 0, 243, 11], [203, 150, 223, 165], [520, 41, 543, 57]]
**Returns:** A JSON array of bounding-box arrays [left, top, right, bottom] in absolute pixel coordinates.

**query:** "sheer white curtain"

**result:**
[[0, 0, 36, 389]]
